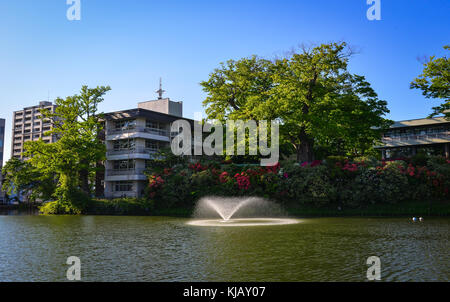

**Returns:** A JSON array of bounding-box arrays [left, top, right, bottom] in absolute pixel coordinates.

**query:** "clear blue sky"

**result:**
[[0, 0, 449, 161]]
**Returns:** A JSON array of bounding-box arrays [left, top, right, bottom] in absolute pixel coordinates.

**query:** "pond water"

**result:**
[[0, 216, 448, 281]]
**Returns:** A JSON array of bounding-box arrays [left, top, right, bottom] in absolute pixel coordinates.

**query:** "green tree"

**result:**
[[2, 157, 56, 203], [201, 42, 391, 161], [22, 85, 110, 212], [411, 45, 450, 118]]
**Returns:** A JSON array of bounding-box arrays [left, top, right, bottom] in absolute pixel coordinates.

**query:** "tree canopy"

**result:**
[[2, 85, 110, 212], [201, 42, 391, 161], [411, 45, 450, 119]]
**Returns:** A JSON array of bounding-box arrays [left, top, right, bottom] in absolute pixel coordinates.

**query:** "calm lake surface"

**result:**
[[0, 215, 448, 282]]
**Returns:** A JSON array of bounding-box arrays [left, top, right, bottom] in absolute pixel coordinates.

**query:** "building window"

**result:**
[[115, 119, 136, 130], [146, 120, 160, 129], [113, 139, 135, 151], [145, 140, 158, 151], [113, 160, 135, 170], [114, 181, 133, 192]]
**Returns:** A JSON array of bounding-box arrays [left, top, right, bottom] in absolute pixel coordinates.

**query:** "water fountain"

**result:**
[[187, 196, 299, 227]]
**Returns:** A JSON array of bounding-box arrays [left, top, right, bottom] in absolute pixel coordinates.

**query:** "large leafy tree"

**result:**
[[411, 45, 450, 119], [2, 157, 56, 203], [201, 42, 391, 162], [13, 85, 110, 210]]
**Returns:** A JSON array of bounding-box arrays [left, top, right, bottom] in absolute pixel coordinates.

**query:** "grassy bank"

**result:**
[[37, 198, 450, 217]]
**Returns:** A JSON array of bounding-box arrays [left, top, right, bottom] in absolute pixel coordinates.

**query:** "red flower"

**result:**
[[266, 162, 280, 173], [234, 172, 251, 190], [219, 172, 229, 183], [342, 163, 358, 172], [310, 160, 322, 167], [189, 162, 207, 172]]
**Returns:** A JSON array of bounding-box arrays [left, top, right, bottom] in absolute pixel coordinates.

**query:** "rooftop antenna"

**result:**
[[156, 77, 165, 100]]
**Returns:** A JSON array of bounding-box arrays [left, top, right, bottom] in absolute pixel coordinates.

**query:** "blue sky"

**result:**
[[0, 0, 449, 161]]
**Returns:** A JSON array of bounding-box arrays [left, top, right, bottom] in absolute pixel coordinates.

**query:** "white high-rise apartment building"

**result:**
[[11, 101, 58, 160]]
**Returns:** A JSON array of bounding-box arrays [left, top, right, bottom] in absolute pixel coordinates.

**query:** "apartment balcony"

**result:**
[[376, 132, 450, 148], [106, 147, 158, 160], [106, 127, 171, 142], [105, 168, 147, 182]]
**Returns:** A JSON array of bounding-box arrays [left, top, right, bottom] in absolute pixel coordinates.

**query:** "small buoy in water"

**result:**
[[419, 217, 424, 222], [412, 217, 418, 222]]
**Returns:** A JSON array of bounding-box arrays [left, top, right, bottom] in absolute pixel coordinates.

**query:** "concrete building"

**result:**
[[0, 118, 5, 203], [11, 101, 58, 159], [376, 116, 450, 159], [102, 98, 194, 199]]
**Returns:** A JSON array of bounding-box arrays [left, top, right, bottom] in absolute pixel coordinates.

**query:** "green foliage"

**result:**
[[201, 42, 392, 161], [411, 45, 450, 118], [144, 147, 188, 175], [86, 198, 153, 215], [143, 158, 449, 210], [410, 152, 429, 167], [40, 200, 83, 215], [2, 157, 56, 203], [9, 85, 111, 213], [349, 162, 410, 207]]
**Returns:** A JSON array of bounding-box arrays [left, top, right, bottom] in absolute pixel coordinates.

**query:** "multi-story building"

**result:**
[[376, 116, 450, 159], [103, 97, 193, 199], [11, 101, 58, 159], [0, 118, 5, 203]]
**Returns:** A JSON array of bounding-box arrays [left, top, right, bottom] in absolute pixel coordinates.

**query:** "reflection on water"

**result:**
[[0, 216, 448, 281]]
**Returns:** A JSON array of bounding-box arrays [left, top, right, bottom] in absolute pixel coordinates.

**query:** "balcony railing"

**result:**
[[382, 132, 450, 143], [107, 127, 169, 137], [106, 191, 139, 199], [106, 168, 146, 176], [107, 147, 159, 156]]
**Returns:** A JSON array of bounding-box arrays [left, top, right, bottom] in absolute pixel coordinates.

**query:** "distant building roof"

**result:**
[[103, 108, 194, 125], [390, 117, 450, 129]]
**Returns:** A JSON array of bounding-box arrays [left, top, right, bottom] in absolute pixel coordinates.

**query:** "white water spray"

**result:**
[[188, 196, 300, 227]]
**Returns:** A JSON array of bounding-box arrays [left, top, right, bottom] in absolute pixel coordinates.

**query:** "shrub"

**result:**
[[141, 157, 449, 211]]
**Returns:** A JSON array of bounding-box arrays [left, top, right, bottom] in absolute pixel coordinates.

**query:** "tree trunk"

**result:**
[[296, 131, 315, 162], [79, 165, 90, 196]]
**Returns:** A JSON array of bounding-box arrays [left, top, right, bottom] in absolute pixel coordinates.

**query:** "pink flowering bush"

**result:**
[[144, 155, 450, 210]]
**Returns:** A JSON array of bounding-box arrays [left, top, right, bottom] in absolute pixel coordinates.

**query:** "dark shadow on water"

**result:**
[[0, 206, 39, 216]]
